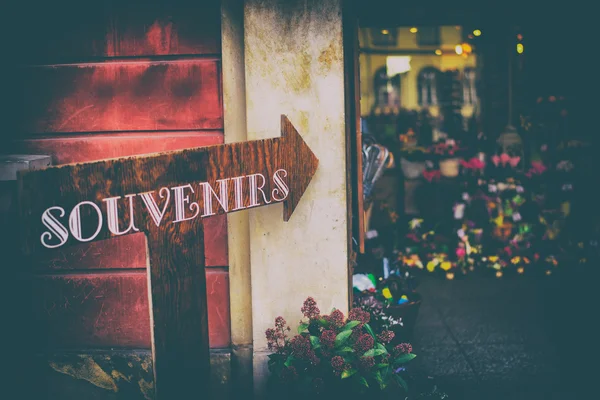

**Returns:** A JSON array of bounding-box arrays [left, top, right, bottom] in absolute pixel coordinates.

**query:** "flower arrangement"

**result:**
[[265, 297, 416, 399]]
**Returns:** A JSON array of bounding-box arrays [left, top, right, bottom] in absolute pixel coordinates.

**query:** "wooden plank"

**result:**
[[16, 60, 223, 134], [30, 269, 230, 349], [11, 132, 224, 165], [29, 217, 227, 271], [15, 0, 221, 63]]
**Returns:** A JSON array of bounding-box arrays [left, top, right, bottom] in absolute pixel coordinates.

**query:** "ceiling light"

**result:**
[[409, 27, 418, 33], [473, 29, 482, 36]]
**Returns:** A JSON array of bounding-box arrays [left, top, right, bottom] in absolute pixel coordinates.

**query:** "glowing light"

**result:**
[[462, 43, 472, 54], [455, 44, 463, 55], [409, 27, 418, 33], [517, 33, 523, 40], [435, 49, 442, 56], [473, 29, 482, 36], [546, 270, 552, 276], [446, 272, 455, 280], [517, 267, 524, 274], [381, 29, 389, 35], [496, 271, 503, 278], [386, 56, 412, 75], [517, 43, 524, 54]]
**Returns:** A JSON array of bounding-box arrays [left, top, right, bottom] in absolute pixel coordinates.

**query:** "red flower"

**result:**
[[353, 333, 374, 354], [321, 329, 337, 349], [423, 170, 441, 182], [348, 308, 370, 325], [393, 343, 413, 357], [358, 356, 376, 372], [275, 316, 287, 329], [377, 330, 395, 344], [301, 297, 321, 320], [325, 309, 346, 329], [291, 335, 312, 359], [331, 356, 346, 376]]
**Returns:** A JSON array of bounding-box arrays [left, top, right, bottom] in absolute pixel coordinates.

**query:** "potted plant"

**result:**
[[399, 147, 428, 180], [265, 297, 417, 400], [429, 139, 463, 178]]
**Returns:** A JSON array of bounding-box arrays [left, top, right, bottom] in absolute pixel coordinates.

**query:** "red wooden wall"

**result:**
[[9, 0, 230, 351]]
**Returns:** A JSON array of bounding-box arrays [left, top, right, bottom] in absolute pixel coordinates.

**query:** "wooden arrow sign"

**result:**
[[17, 115, 318, 398]]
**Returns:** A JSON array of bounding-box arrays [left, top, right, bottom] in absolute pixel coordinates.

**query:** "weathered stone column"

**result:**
[[244, 0, 350, 394], [222, 0, 254, 397]]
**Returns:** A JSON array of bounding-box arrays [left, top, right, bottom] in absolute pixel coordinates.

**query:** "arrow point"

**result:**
[[281, 115, 319, 221]]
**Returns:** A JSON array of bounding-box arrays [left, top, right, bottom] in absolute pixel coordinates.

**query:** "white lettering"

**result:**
[[139, 187, 171, 227], [272, 169, 290, 202], [69, 201, 103, 242], [231, 175, 246, 211], [103, 194, 139, 235], [200, 179, 229, 216], [172, 184, 200, 223], [40, 206, 69, 249], [248, 173, 271, 207]]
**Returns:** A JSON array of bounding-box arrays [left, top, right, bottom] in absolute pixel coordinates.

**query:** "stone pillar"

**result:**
[[244, 0, 350, 394], [222, 0, 254, 397]]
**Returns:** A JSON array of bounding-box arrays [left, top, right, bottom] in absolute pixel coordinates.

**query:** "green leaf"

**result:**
[[318, 318, 329, 327], [376, 363, 389, 369], [364, 323, 376, 338], [297, 322, 309, 333], [376, 343, 389, 355], [309, 335, 321, 349], [394, 353, 417, 364], [342, 320, 361, 331], [363, 348, 386, 357], [341, 368, 357, 379], [336, 346, 354, 354], [334, 330, 353, 348], [284, 354, 295, 367], [394, 374, 408, 391], [358, 376, 369, 388], [373, 370, 386, 390]]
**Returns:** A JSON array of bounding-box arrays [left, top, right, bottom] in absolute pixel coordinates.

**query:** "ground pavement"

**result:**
[[409, 269, 596, 400]]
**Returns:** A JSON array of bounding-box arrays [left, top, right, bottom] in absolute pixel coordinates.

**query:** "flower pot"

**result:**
[[385, 292, 422, 343], [439, 157, 460, 177], [400, 158, 426, 180]]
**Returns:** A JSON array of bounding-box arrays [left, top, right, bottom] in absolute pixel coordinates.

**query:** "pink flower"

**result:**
[[508, 156, 521, 168], [492, 155, 501, 166], [500, 153, 511, 165], [321, 330, 337, 349], [377, 330, 395, 344], [348, 308, 370, 325], [393, 343, 413, 357], [325, 309, 346, 329], [331, 356, 346, 376], [301, 297, 320, 319], [531, 161, 547, 174], [353, 333, 375, 354], [456, 247, 466, 258]]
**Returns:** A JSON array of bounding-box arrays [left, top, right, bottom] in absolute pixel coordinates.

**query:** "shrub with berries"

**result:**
[[266, 297, 416, 398]]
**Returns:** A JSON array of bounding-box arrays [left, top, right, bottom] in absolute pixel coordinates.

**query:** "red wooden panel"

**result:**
[[11, 131, 223, 165], [16, 0, 221, 63], [204, 215, 229, 267], [31, 217, 228, 271], [206, 270, 231, 348], [17, 61, 223, 134], [31, 269, 230, 349]]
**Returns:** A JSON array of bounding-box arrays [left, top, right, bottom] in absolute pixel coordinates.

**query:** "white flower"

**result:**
[[462, 192, 470, 201]]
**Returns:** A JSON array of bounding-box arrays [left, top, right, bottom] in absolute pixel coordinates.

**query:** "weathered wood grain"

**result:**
[[16, 0, 221, 63], [10, 131, 224, 164], [29, 269, 230, 349], [16, 61, 223, 134]]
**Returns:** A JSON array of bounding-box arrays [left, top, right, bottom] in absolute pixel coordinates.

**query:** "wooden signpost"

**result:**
[[17, 115, 318, 398]]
